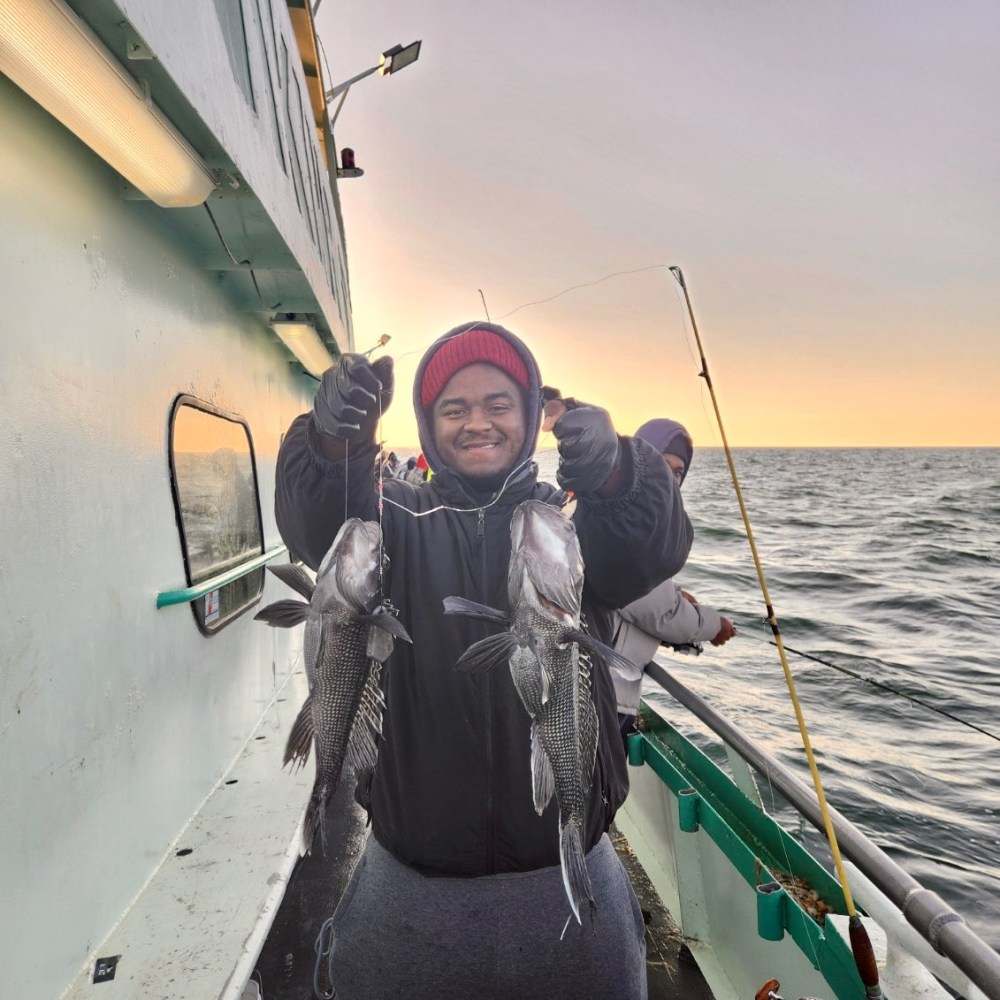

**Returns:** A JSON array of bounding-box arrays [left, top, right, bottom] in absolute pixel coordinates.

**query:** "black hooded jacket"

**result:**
[[275, 323, 692, 876]]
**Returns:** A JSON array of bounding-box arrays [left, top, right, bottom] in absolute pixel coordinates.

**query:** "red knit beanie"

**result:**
[[420, 328, 530, 409]]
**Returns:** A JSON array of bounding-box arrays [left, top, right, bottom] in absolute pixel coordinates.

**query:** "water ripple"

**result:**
[[569, 446, 1000, 949]]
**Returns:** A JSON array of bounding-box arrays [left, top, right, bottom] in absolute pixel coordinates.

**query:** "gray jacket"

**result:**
[[611, 579, 721, 715]]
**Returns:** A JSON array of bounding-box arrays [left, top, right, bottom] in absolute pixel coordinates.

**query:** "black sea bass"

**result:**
[[256, 519, 410, 854], [444, 499, 628, 924]]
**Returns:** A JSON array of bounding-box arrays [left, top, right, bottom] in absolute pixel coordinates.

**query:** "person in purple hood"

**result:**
[[611, 418, 735, 737]]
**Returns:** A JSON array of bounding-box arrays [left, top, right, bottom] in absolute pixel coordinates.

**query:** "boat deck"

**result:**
[[253, 785, 714, 999]]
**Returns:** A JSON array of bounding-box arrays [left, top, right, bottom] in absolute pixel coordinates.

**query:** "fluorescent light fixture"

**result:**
[[270, 315, 335, 377], [378, 41, 421, 77], [0, 0, 216, 208]]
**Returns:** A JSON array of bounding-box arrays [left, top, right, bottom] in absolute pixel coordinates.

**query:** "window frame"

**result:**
[[167, 394, 266, 635]]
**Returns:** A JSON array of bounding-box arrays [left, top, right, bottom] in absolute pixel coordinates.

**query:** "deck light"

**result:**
[[378, 41, 421, 77], [270, 315, 336, 378], [0, 0, 216, 207], [325, 40, 422, 127]]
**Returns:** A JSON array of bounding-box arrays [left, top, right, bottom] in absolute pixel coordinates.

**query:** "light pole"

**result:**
[[325, 41, 422, 128]]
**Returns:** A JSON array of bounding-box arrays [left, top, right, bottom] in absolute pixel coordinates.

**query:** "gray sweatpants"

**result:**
[[324, 833, 647, 999]]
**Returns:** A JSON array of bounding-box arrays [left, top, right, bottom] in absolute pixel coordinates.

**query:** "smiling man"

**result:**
[[422, 331, 531, 486], [430, 364, 526, 484], [274, 321, 692, 1000]]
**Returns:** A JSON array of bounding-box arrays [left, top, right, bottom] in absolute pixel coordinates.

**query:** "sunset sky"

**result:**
[[315, 1, 999, 448]]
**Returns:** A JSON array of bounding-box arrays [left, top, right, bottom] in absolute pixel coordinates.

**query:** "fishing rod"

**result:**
[[669, 266, 884, 1000], [739, 631, 1000, 744]]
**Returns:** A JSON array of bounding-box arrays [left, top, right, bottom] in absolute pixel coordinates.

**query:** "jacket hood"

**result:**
[[412, 322, 544, 480], [634, 418, 693, 485]]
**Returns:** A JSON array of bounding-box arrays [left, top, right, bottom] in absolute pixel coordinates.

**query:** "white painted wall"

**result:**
[[0, 74, 315, 998], [117, 0, 351, 345]]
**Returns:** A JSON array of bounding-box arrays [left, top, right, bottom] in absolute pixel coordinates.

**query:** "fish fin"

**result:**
[[509, 645, 545, 716], [530, 721, 555, 815], [357, 610, 413, 643], [540, 660, 555, 706], [282, 695, 314, 769], [442, 595, 511, 625], [561, 628, 635, 678], [254, 599, 311, 628], [365, 625, 394, 664], [300, 785, 330, 857], [267, 562, 315, 601], [346, 662, 385, 776], [303, 618, 321, 691], [455, 631, 518, 673], [579, 699, 599, 795], [576, 647, 599, 790], [533, 575, 582, 621], [559, 821, 595, 926]]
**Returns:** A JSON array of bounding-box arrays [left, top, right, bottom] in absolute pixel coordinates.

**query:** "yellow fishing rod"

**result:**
[[669, 266, 883, 999]]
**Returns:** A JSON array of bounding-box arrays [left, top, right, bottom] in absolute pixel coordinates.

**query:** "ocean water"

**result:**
[[537, 447, 1000, 949]]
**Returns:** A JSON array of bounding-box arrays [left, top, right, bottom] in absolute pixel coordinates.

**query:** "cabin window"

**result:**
[[214, 0, 256, 109], [169, 397, 265, 634]]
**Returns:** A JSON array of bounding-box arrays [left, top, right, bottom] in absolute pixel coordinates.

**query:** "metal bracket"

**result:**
[[125, 29, 153, 60]]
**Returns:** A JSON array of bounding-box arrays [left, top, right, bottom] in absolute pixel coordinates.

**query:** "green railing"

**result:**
[[156, 544, 288, 608]]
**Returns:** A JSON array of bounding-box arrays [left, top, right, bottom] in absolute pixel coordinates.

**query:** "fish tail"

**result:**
[[559, 822, 595, 925]]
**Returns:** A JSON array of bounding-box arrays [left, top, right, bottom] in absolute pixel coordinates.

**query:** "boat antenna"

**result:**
[[668, 265, 884, 1000], [478, 288, 492, 322]]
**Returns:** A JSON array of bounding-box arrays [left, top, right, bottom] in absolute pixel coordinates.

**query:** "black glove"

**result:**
[[313, 354, 394, 445], [553, 403, 621, 495]]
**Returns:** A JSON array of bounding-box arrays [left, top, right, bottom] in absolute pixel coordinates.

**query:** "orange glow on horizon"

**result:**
[[361, 307, 1000, 451]]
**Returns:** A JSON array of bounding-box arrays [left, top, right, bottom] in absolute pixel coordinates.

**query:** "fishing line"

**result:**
[[380, 457, 538, 519], [385, 324, 511, 367], [375, 387, 391, 606], [739, 630, 1000, 744], [493, 264, 671, 321], [669, 265, 884, 998], [312, 915, 335, 999], [388, 261, 677, 389], [343, 437, 351, 535]]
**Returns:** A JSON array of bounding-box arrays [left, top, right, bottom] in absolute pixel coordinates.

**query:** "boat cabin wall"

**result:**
[[0, 73, 316, 997], [110, 0, 351, 345]]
